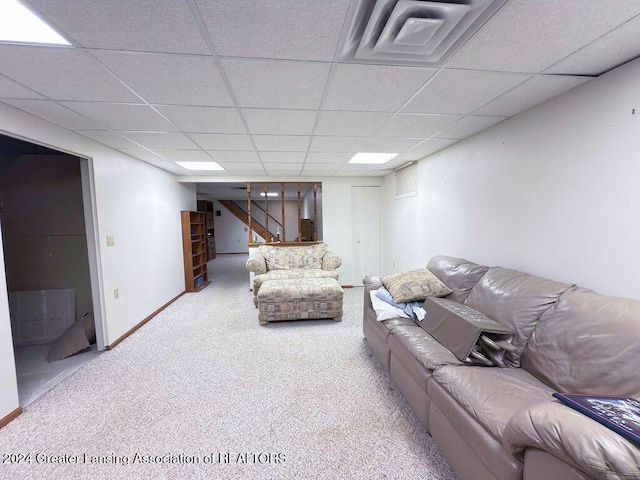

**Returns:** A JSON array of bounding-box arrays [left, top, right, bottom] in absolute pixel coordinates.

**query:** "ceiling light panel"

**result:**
[[0, 0, 70, 45], [338, 0, 508, 66], [176, 161, 224, 171], [349, 152, 399, 164]]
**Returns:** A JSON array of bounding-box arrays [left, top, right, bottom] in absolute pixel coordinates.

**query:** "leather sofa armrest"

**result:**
[[503, 401, 640, 480], [363, 275, 383, 291], [322, 251, 342, 270], [246, 253, 267, 274]]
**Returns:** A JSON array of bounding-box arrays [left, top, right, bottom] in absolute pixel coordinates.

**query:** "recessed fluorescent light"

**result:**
[[260, 192, 278, 197], [0, 0, 71, 46], [176, 161, 224, 171], [348, 152, 399, 164]]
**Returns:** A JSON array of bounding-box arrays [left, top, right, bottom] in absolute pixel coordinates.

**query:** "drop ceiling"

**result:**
[[1, 0, 640, 179]]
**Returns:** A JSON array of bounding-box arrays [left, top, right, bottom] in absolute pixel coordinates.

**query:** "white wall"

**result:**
[[212, 199, 251, 253], [0, 103, 195, 420], [322, 177, 383, 286], [0, 221, 19, 417], [382, 58, 640, 300]]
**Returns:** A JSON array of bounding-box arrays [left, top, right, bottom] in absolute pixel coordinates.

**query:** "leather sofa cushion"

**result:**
[[389, 325, 462, 372], [427, 255, 490, 303], [431, 366, 554, 443], [464, 267, 573, 367], [522, 287, 640, 397]]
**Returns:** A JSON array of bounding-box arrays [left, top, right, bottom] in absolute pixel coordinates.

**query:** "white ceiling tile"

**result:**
[[394, 153, 427, 162], [0, 46, 140, 102], [474, 75, 590, 116], [448, 1, 640, 73], [306, 152, 354, 164], [76, 130, 140, 148], [260, 152, 306, 163], [119, 149, 168, 162], [546, 15, 640, 76], [0, 75, 43, 99], [155, 106, 246, 133], [337, 164, 376, 172], [221, 59, 330, 109], [243, 109, 317, 135], [303, 170, 339, 176], [92, 51, 233, 106], [264, 162, 302, 175], [2, 99, 103, 130], [219, 162, 265, 172], [253, 135, 310, 152], [309, 136, 366, 152], [118, 132, 198, 150], [62, 102, 178, 131], [435, 116, 505, 139], [359, 138, 423, 153], [324, 64, 436, 112], [149, 150, 214, 163], [207, 151, 260, 163], [142, 159, 191, 174], [28, 0, 211, 54], [406, 139, 458, 155], [315, 111, 393, 136], [376, 114, 461, 138], [402, 69, 530, 115], [302, 163, 342, 172], [196, 0, 350, 61], [188, 134, 254, 150]]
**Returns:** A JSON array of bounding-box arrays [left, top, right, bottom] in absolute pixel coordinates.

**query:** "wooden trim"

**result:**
[[249, 241, 321, 247], [341, 285, 354, 288], [313, 183, 318, 241], [297, 183, 301, 242], [264, 182, 269, 237], [281, 182, 285, 242], [247, 182, 252, 243], [106, 291, 185, 350], [0, 407, 22, 429]]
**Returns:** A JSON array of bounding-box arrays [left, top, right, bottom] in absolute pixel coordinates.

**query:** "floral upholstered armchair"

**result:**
[[246, 243, 342, 306]]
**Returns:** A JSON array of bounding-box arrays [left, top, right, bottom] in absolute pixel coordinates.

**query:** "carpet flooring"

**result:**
[[0, 254, 457, 480]]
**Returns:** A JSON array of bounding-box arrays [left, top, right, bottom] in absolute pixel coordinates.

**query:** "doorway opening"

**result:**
[[0, 133, 101, 407]]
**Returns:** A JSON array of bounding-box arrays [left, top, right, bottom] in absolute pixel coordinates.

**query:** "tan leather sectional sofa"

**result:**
[[363, 255, 640, 480]]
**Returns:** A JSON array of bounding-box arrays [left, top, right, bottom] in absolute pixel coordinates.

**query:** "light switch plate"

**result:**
[[107, 235, 115, 246]]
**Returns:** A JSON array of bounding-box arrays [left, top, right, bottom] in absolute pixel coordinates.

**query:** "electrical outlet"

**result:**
[[114, 287, 119, 300], [107, 235, 115, 246]]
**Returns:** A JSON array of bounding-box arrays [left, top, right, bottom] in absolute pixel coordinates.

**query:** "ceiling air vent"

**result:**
[[337, 0, 507, 66]]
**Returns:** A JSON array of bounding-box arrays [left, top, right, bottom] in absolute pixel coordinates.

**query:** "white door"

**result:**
[[352, 186, 381, 284]]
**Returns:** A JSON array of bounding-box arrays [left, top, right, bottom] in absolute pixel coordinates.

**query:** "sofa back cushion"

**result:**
[[427, 255, 489, 303], [259, 243, 328, 270], [522, 288, 640, 397], [464, 267, 573, 367]]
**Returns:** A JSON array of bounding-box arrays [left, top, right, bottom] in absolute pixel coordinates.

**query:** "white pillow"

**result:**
[[369, 291, 410, 321]]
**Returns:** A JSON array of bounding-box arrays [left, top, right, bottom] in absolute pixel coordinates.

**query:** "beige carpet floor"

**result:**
[[0, 254, 457, 480]]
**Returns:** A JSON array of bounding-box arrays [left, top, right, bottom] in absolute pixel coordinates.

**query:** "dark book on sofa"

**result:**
[[553, 393, 640, 447]]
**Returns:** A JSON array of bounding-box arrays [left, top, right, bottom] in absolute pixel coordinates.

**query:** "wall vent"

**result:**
[[337, 0, 507, 66]]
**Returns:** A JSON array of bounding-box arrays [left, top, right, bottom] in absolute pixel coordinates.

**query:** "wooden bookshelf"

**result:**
[[181, 211, 210, 292]]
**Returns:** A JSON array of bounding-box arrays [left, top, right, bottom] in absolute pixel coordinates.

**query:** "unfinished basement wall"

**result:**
[[382, 57, 640, 300], [0, 154, 93, 327], [0, 103, 195, 423]]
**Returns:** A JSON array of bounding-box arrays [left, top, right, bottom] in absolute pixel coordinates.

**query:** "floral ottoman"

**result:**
[[256, 277, 343, 325]]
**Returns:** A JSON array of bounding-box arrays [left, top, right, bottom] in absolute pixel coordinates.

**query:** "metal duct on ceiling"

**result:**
[[337, 0, 508, 66]]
